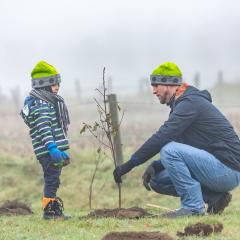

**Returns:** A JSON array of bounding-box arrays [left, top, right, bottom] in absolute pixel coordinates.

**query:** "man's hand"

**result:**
[[113, 161, 134, 183], [142, 164, 155, 191], [142, 160, 165, 191], [113, 166, 122, 183]]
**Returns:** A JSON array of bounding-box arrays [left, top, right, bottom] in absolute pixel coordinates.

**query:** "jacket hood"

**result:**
[[180, 86, 212, 103]]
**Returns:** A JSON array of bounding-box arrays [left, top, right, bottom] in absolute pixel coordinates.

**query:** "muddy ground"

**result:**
[[102, 231, 174, 240], [0, 200, 33, 216], [177, 222, 223, 237], [88, 207, 153, 219]]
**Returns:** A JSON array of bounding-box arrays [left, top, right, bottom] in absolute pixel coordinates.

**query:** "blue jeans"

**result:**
[[150, 142, 240, 213], [39, 156, 62, 198]]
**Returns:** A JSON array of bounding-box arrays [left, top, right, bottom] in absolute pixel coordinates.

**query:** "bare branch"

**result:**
[[93, 97, 105, 113], [95, 88, 104, 97], [89, 151, 102, 210], [118, 110, 126, 128], [85, 124, 110, 149]]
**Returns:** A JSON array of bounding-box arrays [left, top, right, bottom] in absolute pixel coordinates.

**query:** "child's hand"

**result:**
[[47, 143, 65, 168], [62, 151, 70, 167], [61, 151, 69, 160]]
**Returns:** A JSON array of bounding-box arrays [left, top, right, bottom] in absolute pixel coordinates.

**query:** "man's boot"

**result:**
[[207, 192, 232, 214], [161, 208, 205, 218], [42, 197, 71, 220]]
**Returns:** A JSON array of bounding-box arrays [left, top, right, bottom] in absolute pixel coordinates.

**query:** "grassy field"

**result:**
[[0, 101, 240, 239], [1, 211, 240, 240], [1, 148, 240, 240]]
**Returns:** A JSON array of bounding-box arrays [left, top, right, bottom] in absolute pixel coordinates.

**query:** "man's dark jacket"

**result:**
[[130, 86, 240, 172]]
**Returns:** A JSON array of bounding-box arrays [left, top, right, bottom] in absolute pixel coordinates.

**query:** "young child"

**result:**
[[20, 61, 70, 220]]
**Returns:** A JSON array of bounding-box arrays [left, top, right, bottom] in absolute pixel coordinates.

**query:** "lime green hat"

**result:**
[[150, 62, 182, 86], [31, 61, 61, 89]]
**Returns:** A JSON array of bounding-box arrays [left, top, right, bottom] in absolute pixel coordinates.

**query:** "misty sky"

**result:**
[[0, 0, 240, 97]]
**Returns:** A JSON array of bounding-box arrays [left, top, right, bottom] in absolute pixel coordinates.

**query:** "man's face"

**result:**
[[51, 84, 59, 94], [152, 84, 171, 104]]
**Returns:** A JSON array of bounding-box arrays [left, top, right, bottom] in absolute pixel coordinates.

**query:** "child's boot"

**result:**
[[42, 197, 71, 220]]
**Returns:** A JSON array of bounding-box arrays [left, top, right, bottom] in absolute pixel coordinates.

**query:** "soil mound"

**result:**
[[88, 207, 152, 219], [177, 222, 223, 237], [102, 231, 174, 240], [0, 200, 33, 216]]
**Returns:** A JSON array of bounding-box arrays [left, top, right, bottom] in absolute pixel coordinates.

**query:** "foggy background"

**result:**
[[1, 0, 240, 98], [0, 0, 240, 156], [0, 0, 240, 213]]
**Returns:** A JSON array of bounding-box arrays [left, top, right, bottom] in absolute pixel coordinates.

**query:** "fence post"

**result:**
[[193, 72, 200, 88], [10, 86, 21, 113], [107, 94, 123, 166], [74, 79, 81, 103]]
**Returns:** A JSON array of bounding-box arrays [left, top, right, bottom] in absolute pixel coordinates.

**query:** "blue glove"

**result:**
[[61, 151, 70, 167], [47, 143, 65, 168], [61, 151, 69, 160]]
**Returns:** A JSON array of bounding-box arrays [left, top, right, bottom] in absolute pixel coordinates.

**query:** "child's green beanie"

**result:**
[[31, 61, 61, 89]]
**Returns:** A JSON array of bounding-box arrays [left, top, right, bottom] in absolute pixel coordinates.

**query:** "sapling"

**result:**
[[80, 67, 124, 208]]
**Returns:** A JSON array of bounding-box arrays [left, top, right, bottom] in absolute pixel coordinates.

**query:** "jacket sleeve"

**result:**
[[33, 100, 55, 148], [130, 98, 199, 166]]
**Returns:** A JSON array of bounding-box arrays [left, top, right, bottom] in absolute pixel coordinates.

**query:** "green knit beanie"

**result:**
[[31, 61, 61, 89], [150, 62, 182, 86]]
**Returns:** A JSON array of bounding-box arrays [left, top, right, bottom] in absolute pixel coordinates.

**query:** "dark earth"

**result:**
[[102, 231, 174, 240], [177, 222, 223, 237], [0, 200, 33, 216], [88, 207, 153, 219]]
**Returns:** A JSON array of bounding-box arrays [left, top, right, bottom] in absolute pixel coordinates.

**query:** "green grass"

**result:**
[[0, 211, 240, 240], [0, 149, 240, 240]]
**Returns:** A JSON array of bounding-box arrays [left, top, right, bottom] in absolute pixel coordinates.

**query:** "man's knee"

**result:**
[[160, 141, 181, 166]]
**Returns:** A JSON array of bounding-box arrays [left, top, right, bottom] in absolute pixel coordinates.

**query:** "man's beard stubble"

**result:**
[[159, 91, 168, 104]]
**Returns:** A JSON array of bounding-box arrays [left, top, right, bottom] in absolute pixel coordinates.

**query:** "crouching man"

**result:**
[[113, 62, 240, 218]]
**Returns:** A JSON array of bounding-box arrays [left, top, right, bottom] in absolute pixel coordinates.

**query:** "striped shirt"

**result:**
[[23, 98, 69, 159]]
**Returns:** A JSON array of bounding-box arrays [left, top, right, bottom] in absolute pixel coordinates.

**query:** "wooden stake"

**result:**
[[146, 203, 172, 211]]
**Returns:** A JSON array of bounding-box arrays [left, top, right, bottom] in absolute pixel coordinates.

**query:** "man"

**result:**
[[20, 61, 70, 219], [113, 62, 240, 218]]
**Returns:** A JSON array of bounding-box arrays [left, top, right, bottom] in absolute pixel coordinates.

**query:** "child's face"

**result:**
[[51, 84, 59, 94]]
